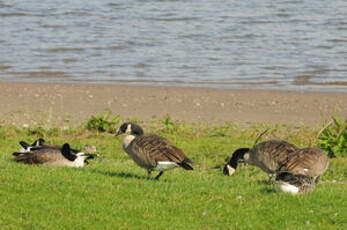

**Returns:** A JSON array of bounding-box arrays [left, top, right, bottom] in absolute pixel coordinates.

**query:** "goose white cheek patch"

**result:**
[[123, 135, 136, 148], [226, 165, 236, 175]]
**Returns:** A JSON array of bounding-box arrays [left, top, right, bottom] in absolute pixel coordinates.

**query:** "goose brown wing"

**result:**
[[258, 140, 298, 162], [254, 140, 298, 173], [132, 134, 188, 164], [281, 148, 329, 177]]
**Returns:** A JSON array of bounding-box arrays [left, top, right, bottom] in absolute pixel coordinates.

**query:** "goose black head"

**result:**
[[115, 122, 144, 136], [223, 148, 250, 176], [61, 143, 77, 161]]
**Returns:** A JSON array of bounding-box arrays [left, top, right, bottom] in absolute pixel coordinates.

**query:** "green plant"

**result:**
[[85, 112, 120, 133], [317, 116, 347, 158], [26, 126, 45, 137], [160, 115, 181, 134]]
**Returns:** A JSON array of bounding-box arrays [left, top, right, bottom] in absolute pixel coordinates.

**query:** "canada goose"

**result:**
[[12, 143, 96, 167], [223, 140, 298, 176], [115, 122, 193, 180], [274, 147, 329, 194], [19, 139, 97, 155]]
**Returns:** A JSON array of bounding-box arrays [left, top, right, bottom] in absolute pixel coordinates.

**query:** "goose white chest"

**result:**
[[122, 135, 136, 149]]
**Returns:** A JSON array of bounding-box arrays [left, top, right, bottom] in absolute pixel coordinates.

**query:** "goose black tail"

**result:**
[[19, 141, 30, 149], [178, 161, 194, 170], [12, 152, 23, 156]]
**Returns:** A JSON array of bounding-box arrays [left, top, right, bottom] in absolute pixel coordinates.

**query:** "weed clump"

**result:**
[[317, 116, 347, 158], [85, 112, 120, 133]]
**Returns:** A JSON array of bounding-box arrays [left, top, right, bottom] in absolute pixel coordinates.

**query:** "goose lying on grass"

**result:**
[[13, 142, 97, 167]]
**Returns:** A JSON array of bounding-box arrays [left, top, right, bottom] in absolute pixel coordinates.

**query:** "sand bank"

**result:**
[[0, 81, 346, 127]]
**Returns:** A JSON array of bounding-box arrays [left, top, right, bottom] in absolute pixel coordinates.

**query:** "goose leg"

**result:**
[[154, 171, 164, 180], [147, 170, 152, 179], [315, 176, 320, 184], [268, 173, 276, 184]]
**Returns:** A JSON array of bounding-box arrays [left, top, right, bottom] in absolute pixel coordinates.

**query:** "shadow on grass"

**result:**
[[260, 187, 276, 194], [256, 179, 277, 193], [90, 169, 153, 181], [256, 179, 273, 185]]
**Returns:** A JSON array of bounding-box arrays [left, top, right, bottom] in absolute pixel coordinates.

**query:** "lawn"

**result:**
[[0, 118, 346, 229]]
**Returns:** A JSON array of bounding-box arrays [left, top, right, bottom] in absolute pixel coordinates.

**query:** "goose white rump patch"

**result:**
[[155, 161, 178, 171], [274, 182, 299, 194]]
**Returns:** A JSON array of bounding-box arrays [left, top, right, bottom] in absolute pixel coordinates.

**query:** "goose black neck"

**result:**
[[61, 143, 77, 161], [228, 148, 250, 169]]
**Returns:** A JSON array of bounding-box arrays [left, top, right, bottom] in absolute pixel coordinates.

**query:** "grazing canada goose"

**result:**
[[115, 122, 193, 180], [274, 147, 329, 194], [12, 143, 96, 167], [223, 140, 298, 177]]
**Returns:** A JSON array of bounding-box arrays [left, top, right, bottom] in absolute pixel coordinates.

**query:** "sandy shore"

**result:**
[[0, 81, 346, 127]]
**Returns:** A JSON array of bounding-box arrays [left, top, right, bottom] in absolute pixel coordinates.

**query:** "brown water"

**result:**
[[0, 0, 347, 91]]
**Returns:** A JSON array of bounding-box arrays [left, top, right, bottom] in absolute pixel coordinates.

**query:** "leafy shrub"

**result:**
[[317, 116, 347, 158], [85, 112, 120, 133]]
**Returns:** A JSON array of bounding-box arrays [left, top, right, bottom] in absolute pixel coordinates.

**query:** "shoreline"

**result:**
[[1, 81, 346, 127]]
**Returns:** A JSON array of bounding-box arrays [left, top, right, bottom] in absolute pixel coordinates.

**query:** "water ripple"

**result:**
[[0, 0, 346, 91]]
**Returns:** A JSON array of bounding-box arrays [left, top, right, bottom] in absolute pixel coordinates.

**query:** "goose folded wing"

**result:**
[[138, 134, 187, 163]]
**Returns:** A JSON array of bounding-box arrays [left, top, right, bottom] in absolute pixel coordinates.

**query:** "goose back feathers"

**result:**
[[126, 133, 193, 170], [278, 147, 329, 179]]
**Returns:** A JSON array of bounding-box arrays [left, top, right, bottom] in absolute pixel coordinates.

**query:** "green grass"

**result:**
[[0, 120, 346, 230]]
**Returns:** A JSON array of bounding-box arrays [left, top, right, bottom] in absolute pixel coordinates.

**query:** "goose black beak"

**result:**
[[115, 130, 123, 136], [86, 154, 98, 159]]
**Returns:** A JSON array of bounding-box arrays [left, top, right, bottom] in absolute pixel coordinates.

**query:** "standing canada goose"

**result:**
[[223, 140, 298, 177], [274, 147, 329, 194], [12, 143, 96, 167], [115, 122, 193, 180]]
